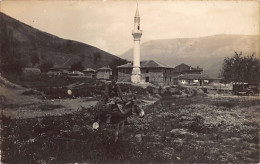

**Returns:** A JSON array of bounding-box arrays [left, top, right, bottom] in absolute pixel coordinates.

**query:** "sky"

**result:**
[[0, 0, 259, 56]]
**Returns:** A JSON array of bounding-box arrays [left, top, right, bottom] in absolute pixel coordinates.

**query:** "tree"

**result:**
[[70, 62, 84, 71], [219, 52, 260, 84], [39, 61, 53, 72], [109, 58, 128, 78]]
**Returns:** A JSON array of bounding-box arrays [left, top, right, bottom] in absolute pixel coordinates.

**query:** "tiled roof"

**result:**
[[117, 60, 173, 68], [82, 68, 96, 72], [174, 63, 203, 72], [68, 71, 84, 75], [97, 67, 112, 71]]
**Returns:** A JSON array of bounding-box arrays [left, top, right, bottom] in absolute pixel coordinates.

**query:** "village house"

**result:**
[[96, 67, 112, 80], [68, 71, 84, 77], [22, 67, 41, 74], [47, 66, 70, 76], [82, 68, 96, 78], [117, 61, 203, 86], [174, 63, 203, 75], [175, 74, 209, 86]]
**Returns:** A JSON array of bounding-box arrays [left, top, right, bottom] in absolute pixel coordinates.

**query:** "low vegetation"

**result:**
[[1, 95, 259, 163]]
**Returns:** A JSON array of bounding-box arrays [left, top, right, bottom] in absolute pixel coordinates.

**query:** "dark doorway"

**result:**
[[146, 77, 149, 82]]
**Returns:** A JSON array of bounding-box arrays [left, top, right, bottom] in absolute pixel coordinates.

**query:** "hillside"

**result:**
[[121, 34, 259, 77], [0, 12, 120, 70]]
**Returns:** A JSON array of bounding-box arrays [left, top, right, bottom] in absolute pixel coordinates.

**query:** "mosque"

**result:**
[[117, 6, 204, 86]]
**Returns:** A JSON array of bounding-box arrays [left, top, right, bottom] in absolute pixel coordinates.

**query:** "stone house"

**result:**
[[117, 61, 203, 86], [117, 60, 173, 86], [82, 68, 96, 78], [96, 67, 112, 80]]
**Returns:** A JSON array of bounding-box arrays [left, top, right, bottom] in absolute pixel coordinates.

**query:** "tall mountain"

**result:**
[[121, 34, 259, 77], [0, 12, 120, 70]]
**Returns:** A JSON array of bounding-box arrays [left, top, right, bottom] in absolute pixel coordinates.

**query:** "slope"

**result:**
[[0, 12, 120, 70]]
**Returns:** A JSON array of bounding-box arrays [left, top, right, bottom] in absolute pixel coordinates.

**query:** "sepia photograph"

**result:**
[[0, 0, 259, 163]]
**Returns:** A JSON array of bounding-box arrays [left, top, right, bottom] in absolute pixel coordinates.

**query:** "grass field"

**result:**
[[1, 94, 259, 163]]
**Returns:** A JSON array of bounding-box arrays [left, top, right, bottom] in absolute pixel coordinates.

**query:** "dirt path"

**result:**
[[2, 98, 98, 119], [0, 80, 100, 119]]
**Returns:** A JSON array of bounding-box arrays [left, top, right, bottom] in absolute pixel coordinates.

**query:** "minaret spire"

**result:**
[[135, 2, 140, 17]]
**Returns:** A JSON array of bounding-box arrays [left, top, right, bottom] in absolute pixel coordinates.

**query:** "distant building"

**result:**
[[96, 67, 112, 80], [174, 63, 203, 75], [47, 66, 70, 76], [175, 74, 209, 86], [68, 71, 84, 77], [22, 67, 41, 74], [82, 68, 96, 78], [117, 61, 203, 86]]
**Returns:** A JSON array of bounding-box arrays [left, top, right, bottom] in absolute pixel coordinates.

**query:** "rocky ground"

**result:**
[[1, 82, 259, 163]]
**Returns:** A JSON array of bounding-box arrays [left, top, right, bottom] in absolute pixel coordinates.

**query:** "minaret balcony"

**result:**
[[132, 30, 142, 34]]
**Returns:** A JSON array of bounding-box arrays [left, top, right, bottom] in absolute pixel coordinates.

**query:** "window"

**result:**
[[165, 77, 167, 81], [138, 26, 140, 30], [170, 77, 172, 81], [146, 69, 149, 73], [146, 77, 149, 82]]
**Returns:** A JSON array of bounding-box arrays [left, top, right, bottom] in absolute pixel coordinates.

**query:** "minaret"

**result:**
[[131, 4, 142, 83]]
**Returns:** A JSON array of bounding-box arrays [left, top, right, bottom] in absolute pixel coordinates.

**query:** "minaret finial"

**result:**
[[135, 1, 140, 17]]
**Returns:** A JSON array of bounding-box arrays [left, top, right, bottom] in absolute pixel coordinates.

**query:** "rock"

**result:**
[[170, 128, 188, 135], [135, 134, 142, 142], [155, 94, 162, 98], [72, 125, 80, 132]]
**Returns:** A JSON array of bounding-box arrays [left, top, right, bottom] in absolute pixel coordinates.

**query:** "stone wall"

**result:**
[[141, 68, 164, 86], [118, 72, 131, 82], [96, 71, 111, 80]]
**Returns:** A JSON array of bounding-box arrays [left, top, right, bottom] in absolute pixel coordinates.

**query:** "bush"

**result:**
[[39, 62, 53, 72]]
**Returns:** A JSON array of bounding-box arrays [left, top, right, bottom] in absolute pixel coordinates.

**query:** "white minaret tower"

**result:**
[[131, 4, 142, 83]]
